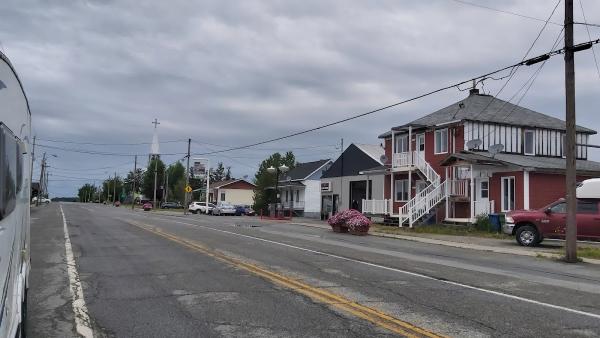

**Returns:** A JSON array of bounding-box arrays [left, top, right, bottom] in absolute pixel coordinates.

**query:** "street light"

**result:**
[[267, 164, 289, 216]]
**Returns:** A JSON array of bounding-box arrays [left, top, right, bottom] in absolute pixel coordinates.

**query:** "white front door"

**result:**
[[474, 178, 490, 215]]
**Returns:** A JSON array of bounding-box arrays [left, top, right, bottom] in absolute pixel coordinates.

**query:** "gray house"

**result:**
[[320, 144, 385, 219]]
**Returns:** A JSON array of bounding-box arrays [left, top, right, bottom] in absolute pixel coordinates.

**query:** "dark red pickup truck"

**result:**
[[503, 198, 600, 246]]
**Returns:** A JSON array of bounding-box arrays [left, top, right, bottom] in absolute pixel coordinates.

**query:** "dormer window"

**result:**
[[524, 130, 535, 155]]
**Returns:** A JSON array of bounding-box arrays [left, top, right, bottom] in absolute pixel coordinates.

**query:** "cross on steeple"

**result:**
[[152, 118, 160, 129]]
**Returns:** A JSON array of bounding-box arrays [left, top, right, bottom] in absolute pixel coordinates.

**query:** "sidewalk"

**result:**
[[286, 217, 600, 265]]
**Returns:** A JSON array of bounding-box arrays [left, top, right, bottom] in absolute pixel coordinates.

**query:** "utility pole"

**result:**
[[164, 166, 169, 202], [113, 171, 117, 204], [132, 155, 137, 210], [339, 138, 344, 212], [106, 173, 110, 204], [564, 0, 577, 262], [153, 159, 158, 208], [37, 152, 46, 206], [184, 138, 191, 215]]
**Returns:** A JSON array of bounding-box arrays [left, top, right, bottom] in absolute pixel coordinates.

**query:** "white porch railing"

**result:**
[[362, 199, 391, 214], [400, 180, 448, 227], [448, 179, 469, 197], [393, 151, 440, 182], [412, 151, 440, 184], [392, 152, 412, 168]]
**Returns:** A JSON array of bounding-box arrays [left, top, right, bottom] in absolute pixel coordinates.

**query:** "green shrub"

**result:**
[[474, 214, 493, 232]]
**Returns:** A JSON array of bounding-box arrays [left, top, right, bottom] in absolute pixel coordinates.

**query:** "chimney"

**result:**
[[469, 88, 479, 95]]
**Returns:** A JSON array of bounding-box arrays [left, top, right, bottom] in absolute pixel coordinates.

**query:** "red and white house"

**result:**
[[362, 88, 600, 226]]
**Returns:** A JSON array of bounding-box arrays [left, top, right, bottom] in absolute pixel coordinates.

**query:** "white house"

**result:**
[[278, 159, 332, 218]]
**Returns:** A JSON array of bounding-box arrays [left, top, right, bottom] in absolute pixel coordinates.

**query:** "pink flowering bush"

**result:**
[[328, 209, 371, 232]]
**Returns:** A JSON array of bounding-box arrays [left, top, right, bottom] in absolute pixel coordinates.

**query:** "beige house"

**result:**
[[209, 179, 256, 205]]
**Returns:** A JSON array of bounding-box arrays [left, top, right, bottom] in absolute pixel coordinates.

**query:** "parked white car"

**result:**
[[212, 202, 236, 216], [32, 196, 50, 204], [189, 201, 215, 214]]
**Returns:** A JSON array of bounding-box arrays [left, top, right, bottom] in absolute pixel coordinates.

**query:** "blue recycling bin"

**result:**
[[488, 213, 502, 232]]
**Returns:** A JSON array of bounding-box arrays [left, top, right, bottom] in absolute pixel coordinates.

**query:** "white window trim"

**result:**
[[480, 179, 489, 199], [524, 129, 535, 156], [416, 133, 425, 153], [501, 176, 515, 212], [394, 179, 409, 202], [395, 134, 409, 153], [434, 128, 448, 155]]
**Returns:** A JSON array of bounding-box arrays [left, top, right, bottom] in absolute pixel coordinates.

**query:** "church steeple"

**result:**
[[150, 118, 160, 161]]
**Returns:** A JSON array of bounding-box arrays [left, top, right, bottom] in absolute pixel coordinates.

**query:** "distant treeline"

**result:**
[[51, 197, 78, 202]]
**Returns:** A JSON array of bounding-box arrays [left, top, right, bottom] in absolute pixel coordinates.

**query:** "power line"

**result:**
[[467, 0, 562, 124], [578, 0, 600, 81], [575, 22, 600, 28], [37, 138, 187, 146], [447, 0, 562, 26], [194, 26, 596, 157], [36, 143, 187, 157]]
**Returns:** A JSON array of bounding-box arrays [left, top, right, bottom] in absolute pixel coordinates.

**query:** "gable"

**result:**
[[322, 144, 381, 178]]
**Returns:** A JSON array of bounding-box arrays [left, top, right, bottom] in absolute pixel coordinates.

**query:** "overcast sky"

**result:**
[[1, 0, 600, 197]]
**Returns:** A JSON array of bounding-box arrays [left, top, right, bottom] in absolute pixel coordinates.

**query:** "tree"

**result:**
[[142, 158, 166, 202], [77, 183, 98, 202], [210, 162, 231, 182], [101, 176, 123, 203], [165, 161, 185, 203], [124, 168, 143, 195], [253, 152, 295, 212]]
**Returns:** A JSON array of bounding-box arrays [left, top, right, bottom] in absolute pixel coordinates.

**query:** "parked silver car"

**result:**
[[212, 202, 236, 216]]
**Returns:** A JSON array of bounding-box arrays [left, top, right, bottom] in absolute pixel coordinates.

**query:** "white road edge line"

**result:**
[[60, 205, 94, 338], [149, 215, 600, 320]]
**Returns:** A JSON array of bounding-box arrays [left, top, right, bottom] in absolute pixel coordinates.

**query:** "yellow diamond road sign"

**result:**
[[185, 186, 192, 193]]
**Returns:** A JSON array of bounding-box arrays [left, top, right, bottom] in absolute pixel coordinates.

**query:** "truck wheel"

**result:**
[[516, 225, 540, 247]]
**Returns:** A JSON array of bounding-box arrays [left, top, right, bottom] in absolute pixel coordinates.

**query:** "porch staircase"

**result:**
[[398, 152, 448, 227]]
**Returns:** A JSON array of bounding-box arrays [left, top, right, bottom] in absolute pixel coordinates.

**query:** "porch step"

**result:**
[[382, 216, 399, 225]]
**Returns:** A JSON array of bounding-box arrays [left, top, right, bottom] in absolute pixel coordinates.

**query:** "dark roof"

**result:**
[[281, 159, 331, 181], [441, 151, 600, 175], [209, 179, 255, 189], [379, 91, 595, 138], [322, 143, 384, 178]]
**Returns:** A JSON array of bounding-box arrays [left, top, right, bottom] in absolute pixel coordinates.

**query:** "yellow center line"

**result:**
[[125, 219, 447, 338]]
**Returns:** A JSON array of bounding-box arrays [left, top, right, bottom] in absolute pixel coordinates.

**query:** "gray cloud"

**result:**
[[1, 0, 600, 196]]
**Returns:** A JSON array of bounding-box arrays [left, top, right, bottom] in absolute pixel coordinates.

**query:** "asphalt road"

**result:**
[[28, 203, 600, 337]]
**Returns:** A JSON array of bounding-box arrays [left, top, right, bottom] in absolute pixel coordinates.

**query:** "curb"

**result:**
[[288, 221, 600, 265]]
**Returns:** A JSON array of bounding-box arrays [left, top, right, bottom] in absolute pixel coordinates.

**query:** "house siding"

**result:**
[[463, 121, 588, 159], [528, 172, 595, 210], [218, 188, 254, 205]]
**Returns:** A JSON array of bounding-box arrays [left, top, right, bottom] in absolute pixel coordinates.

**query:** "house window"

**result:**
[[220, 192, 226, 201], [434, 128, 448, 154], [524, 130, 535, 155], [501, 177, 515, 211], [480, 181, 489, 199], [285, 190, 289, 202], [394, 179, 409, 201], [416, 134, 425, 153], [296, 190, 299, 202], [395, 134, 409, 153]]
